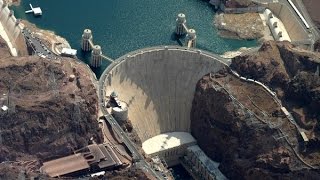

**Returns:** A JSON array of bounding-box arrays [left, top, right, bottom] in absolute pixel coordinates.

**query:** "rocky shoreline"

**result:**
[[4, 0, 20, 6], [20, 20, 71, 55], [214, 12, 264, 40], [191, 66, 320, 179], [231, 40, 320, 165]]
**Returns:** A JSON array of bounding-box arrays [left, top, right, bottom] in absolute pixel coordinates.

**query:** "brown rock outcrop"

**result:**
[[0, 56, 103, 163], [230, 41, 290, 88], [191, 71, 320, 179], [230, 40, 320, 167], [286, 72, 320, 112], [230, 41, 320, 111], [224, 0, 257, 8], [0, 37, 11, 59]]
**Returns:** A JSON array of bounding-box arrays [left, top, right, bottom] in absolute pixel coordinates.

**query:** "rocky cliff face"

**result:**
[[315, 39, 320, 52], [230, 41, 291, 89], [224, 0, 257, 8], [191, 71, 320, 179], [286, 72, 320, 112], [0, 56, 102, 164], [230, 41, 320, 122], [231, 41, 320, 88]]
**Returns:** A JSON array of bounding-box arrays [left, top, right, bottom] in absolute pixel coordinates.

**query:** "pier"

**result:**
[[81, 29, 114, 67], [25, 4, 42, 16]]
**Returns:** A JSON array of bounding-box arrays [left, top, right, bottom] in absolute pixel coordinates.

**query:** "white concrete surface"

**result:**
[[0, 0, 20, 56], [103, 48, 226, 142], [266, 3, 308, 41], [0, 20, 17, 56], [142, 132, 196, 156], [262, 8, 291, 41]]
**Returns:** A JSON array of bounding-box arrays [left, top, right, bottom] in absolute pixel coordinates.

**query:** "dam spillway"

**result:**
[[100, 46, 227, 148]]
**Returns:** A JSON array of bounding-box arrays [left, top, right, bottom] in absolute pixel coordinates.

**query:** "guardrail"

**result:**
[[287, 0, 309, 29]]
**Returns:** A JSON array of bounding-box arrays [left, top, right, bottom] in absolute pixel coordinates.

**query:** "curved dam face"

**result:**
[[100, 47, 226, 143]]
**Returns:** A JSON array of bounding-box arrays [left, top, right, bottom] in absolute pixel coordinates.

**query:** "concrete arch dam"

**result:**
[[100, 46, 227, 164]]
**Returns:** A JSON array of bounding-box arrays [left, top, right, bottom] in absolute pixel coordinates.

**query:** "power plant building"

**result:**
[[142, 132, 197, 166], [41, 144, 122, 177]]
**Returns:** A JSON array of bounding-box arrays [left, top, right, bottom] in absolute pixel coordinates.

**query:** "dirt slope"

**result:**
[[0, 56, 103, 176]]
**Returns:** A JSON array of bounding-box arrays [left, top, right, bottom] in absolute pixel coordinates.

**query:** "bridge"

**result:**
[[81, 29, 113, 68]]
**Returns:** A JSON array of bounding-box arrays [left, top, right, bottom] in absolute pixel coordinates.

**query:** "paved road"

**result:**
[[22, 28, 57, 59], [253, 0, 319, 49], [102, 113, 165, 179]]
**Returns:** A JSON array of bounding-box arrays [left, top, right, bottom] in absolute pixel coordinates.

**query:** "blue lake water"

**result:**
[[12, 0, 257, 77]]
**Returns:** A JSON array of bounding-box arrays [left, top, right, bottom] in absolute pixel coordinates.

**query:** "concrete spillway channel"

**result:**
[[99, 46, 228, 166]]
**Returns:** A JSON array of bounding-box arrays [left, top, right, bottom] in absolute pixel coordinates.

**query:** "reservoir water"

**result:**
[[12, 0, 257, 77]]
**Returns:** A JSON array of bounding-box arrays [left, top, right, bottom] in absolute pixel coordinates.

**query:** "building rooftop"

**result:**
[[41, 153, 90, 177], [142, 132, 196, 155], [1, 105, 8, 111], [41, 144, 122, 177], [61, 48, 77, 56]]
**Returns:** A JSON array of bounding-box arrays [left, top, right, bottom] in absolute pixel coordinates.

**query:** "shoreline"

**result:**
[[20, 20, 71, 55], [214, 12, 265, 40], [4, 0, 20, 6], [220, 46, 253, 59]]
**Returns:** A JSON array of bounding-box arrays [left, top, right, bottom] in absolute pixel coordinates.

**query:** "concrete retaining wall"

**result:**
[[0, 0, 26, 55], [266, 3, 308, 41], [102, 47, 226, 142], [220, 4, 265, 13]]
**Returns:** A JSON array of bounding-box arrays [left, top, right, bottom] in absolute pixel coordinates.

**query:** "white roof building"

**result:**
[[61, 48, 77, 56], [142, 132, 196, 155], [1, 105, 8, 111], [33, 7, 42, 16]]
